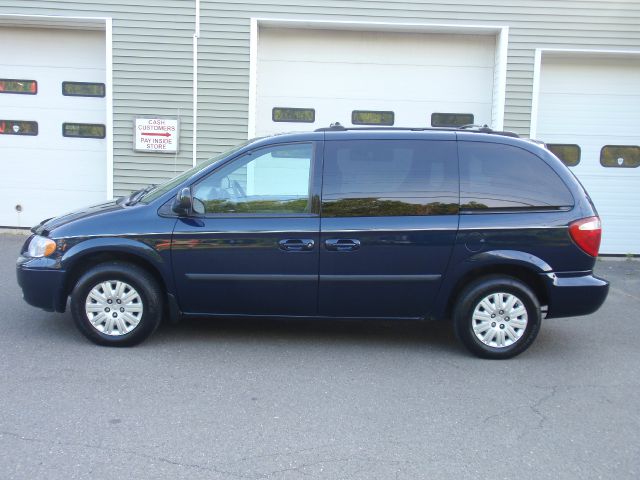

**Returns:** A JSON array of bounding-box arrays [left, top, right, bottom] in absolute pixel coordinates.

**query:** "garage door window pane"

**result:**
[[351, 111, 394, 126], [460, 142, 573, 210], [193, 143, 314, 215], [322, 140, 458, 217], [62, 81, 105, 97], [431, 113, 474, 127], [600, 146, 640, 168], [0, 120, 38, 136], [272, 107, 315, 123], [0, 79, 37, 94], [62, 123, 106, 139], [548, 144, 581, 167]]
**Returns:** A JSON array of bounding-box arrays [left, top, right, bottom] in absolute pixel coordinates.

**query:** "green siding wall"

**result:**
[[2, 0, 640, 196]]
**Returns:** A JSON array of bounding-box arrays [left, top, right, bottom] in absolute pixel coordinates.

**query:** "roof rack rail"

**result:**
[[458, 124, 520, 138], [314, 122, 347, 131], [314, 121, 520, 137], [459, 123, 492, 131]]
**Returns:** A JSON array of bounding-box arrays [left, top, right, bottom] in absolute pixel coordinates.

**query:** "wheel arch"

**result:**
[[436, 250, 551, 321], [59, 238, 173, 308]]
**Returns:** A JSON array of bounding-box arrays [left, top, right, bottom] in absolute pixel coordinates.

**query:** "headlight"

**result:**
[[27, 235, 57, 258]]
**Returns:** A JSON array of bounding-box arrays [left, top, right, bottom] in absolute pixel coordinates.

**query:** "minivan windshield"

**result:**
[[138, 139, 255, 204]]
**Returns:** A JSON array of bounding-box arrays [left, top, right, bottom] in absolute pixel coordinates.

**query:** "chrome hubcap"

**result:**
[[472, 292, 528, 348], [85, 281, 143, 336]]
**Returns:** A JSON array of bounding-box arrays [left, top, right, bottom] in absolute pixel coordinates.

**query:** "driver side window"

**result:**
[[192, 143, 313, 215]]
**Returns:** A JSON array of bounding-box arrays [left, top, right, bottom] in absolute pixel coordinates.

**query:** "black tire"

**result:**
[[453, 275, 541, 359], [70, 262, 163, 346]]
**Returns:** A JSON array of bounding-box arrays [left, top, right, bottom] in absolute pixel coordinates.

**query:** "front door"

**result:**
[[318, 136, 459, 318], [171, 141, 322, 316]]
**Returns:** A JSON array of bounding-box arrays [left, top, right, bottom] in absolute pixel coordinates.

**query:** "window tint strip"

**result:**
[[547, 144, 581, 167], [431, 113, 474, 127], [600, 145, 640, 168], [0, 79, 37, 94], [62, 123, 106, 139], [272, 107, 315, 123], [0, 120, 38, 136], [351, 111, 394, 126], [62, 81, 105, 97]]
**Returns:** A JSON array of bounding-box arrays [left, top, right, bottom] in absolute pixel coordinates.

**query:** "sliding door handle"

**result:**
[[324, 238, 361, 252], [278, 238, 315, 251]]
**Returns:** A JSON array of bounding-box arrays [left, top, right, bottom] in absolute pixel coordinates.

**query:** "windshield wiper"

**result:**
[[126, 184, 156, 205]]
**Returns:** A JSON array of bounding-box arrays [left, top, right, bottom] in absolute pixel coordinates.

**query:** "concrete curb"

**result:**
[[598, 256, 638, 262], [0, 228, 30, 236]]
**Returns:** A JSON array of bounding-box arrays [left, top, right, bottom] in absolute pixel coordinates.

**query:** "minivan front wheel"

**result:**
[[70, 262, 163, 346], [453, 276, 541, 359]]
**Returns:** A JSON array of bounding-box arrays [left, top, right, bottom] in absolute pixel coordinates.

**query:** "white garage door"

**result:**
[[0, 27, 106, 228], [536, 54, 640, 254], [256, 28, 496, 136]]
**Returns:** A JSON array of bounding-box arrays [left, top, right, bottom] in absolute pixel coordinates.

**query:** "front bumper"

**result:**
[[16, 256, 67, 313], [542, 271, 609, 318]]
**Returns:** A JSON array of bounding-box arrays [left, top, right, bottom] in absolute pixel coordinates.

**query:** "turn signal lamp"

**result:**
[[27, 235, 57, 258]]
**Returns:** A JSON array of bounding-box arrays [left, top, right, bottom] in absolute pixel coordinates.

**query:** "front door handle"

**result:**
[[324, 238, 361, 252], [278, 238, 315, 251]]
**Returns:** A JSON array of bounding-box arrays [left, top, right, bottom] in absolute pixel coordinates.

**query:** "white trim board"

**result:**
[[248, 18, 509, 138], [530, 48, 640, 139], [192, 0, 200, 167], [105, 18, 114, 199], [248, 18, 259, 140], [256, 18, 506, 34], [492, 27, 509, 131]]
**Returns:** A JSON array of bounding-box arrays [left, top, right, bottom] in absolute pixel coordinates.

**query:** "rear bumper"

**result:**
[[542, 272, 609, 318], [16, 256, 67, 313]]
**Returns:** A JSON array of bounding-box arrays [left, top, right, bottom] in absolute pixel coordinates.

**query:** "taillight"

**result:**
[[569, 216, 602, 257]]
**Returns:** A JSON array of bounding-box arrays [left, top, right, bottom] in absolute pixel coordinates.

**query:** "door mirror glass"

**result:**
[[172, 187, 192, 215], [192, 197, 206, 215]]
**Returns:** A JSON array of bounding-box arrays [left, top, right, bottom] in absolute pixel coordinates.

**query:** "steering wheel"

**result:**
[[231, 180, 246, 198]]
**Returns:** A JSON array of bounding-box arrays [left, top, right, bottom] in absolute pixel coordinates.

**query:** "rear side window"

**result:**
[[459, 142, 573, 211], [322, 140, 458, 217]]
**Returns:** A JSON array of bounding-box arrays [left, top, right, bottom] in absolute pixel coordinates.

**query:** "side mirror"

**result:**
[[172, 187, 192, 216]]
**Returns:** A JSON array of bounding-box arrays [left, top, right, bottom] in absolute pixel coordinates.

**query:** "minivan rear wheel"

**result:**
[[453, 275, 541, 359], [70, 262, 163, 346]]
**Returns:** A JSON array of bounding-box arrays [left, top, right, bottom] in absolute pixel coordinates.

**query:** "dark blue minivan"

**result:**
[[16, 126, 609, 358]]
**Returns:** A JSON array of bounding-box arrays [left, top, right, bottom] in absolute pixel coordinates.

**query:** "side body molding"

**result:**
[[466, 250, 553, 273]]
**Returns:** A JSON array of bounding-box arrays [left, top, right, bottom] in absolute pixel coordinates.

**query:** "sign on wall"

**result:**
[[134, 117, 179, 153]]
